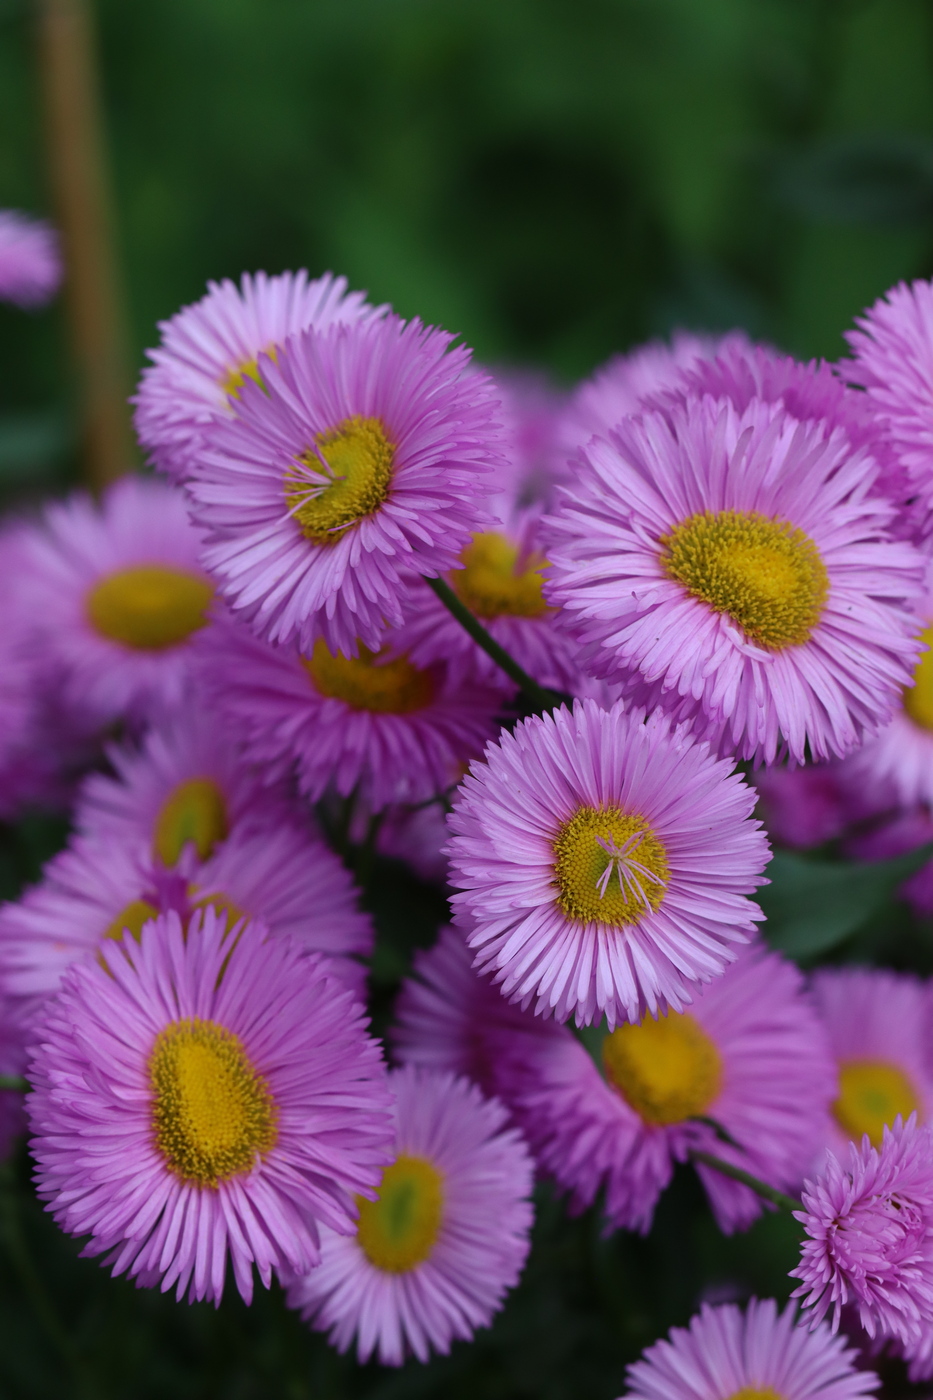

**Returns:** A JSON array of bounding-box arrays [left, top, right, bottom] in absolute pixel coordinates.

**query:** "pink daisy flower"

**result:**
[[73, 708, 282, 871], [185, 313, 504, 655], [195, 613, 503, 811], [544, 395, 925, 764], [284, 1064, 534, 1365], [391, 924, 553, 1098], [810, 968, 933, 1157], [845, 278, 933, 544], [133, 270, 382, 479], [16, 476, 215, 730], [446, 698, 770, 1029], [0, 210, 61, 308], [491, 940, 835, 1234], [622, 1298, 877, 1400], [791, 1116, 933, 1346], [564, 330, 752, 448], [0, 813, 372, 1020], [27, 907, 393, 1305]]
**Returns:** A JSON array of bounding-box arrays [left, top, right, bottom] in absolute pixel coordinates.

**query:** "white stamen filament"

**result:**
[[595, 832, 665, 906]]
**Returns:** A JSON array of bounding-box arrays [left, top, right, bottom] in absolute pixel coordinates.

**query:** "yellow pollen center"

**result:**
[[903, 624, 933, 731], [285, 415, 394, 545], [304, 640, 435, 714], [833, 1059, 920, 1148], [661, 509, 828, 650], [149, 1018, 277, 1187], [86, 566, 214, 651], [725, 1390, 784, 1400], [356, 1155, 444, 1273], [553, 806, 669, 925], [153, 777, 229, 867], [603, 1011, 723, 1125], [451, 531, 550, 619], [189, 890, 249, 931], [220, 345, 277, 398], [101, 898, 158, 946]]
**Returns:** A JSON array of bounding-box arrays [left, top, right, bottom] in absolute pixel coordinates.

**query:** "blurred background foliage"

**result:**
[[0, 0, 930, 1395]]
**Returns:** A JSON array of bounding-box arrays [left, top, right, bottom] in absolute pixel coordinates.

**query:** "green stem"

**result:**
[[426, 576, 570, 715], [688, 1149, 800, 1214], [0, 1076, 28, 1094]]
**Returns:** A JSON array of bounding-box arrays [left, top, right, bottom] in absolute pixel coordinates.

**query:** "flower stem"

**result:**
[[0, 1076, 28, 1094], [688, 1149, 801, 1214], [426, 576, 570, 715]]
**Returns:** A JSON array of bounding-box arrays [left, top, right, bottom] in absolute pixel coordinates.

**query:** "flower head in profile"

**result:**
[[0, 211, 61, 308], [285, 1065, 533, 1365], [845, 278, 933, 544], [196, 613, 502, 812], [544, 395, 924, 764], [447, 698, 770, 1029], [791, 1116, 933, 1346], [28, 908, 393, 1305], [133, 269, 382, 478], [491, 940, 835, 1235], [16, 476, 215, 731], [185, 312, 504, 654], [810, 967, 933, 1157], [622, 1298, 877, 1400]]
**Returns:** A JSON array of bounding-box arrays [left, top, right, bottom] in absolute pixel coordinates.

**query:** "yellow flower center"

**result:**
[[725, 1390, 783, 1400], [285, 415, 395, 546], [451, 531, 549, 619], [304, 640, 435, 714], [101, 898, 158, 946], [833, 1059, 920, 1148], [661, 509, 828, 651], [903, 624, 933, 731], [356, 1155, 444, 1273], [149, 1017, 277, 1188], [219, 345, 277, 399], [153, 777, 229, 867], [602, 1011, 723, 1125], [553, 806, 669, 925], [86, 566, 214, 651], [189, 890, 249, 931]]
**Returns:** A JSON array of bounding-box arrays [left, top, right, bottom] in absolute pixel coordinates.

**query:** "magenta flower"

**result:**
[[447, 698, 769, 1029], [185, 312, 504, 655], [16, 476, 215, 731], [845, 278, 933, 544], [753, 763, 851, 851], [28, 908, 393, 1305], [791, 1116, 933, 1346], [133, 269, 382, 479], [0, 211, 61, 308], [622, 1298, 877, 1400], [285, 1065, 534, 1365], [195, 612, 503, 811], [544, 394, 925, 764], [810, 968, 933, 1157], [490, 940, 835, 1234]]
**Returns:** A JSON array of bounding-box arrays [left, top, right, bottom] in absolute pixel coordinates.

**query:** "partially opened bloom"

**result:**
[[196, 614, 502, 810], [133, 269, 381, 478], [28, 908, 393, 1305], [285, 1065, 533, 1365], [544, 395, 924, 764], [0, 211, 61, 308], [447, 698, 769, 1029], [74, 708, 280, 871], [622, 1298, 877, 1400], [791, 1116, 933, 1346], [16, 476, 215, 730], [845, 278, 933, 544], [492, 940, 835, 1234], [185, 313, 504, 654], [810, 968, 933, 1156]]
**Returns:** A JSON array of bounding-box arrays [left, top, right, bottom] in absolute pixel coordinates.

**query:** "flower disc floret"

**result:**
[[452, 532, 549, 619], [602, 1012, 722, 1126], [185, 313, 504, 655], [356, 1155, 444, 1273], [544, 395, 925, 764], [86, 565, 214, 650], [446, 698, 770, 1029], [305, 640, 434, 714]]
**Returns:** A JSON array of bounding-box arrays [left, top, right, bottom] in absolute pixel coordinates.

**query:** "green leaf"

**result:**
[[760, 845, 933, 959]]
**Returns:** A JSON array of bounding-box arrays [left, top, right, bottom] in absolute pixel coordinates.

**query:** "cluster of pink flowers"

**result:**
[[0, 263, 932, 1377]]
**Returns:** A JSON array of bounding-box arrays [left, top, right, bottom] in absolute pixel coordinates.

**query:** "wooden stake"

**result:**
[[35, 0, 133, 489]]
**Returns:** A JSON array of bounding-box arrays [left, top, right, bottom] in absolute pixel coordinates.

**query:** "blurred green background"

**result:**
[[0, 2, 930, 1395], [1, 0, 932, 488]]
